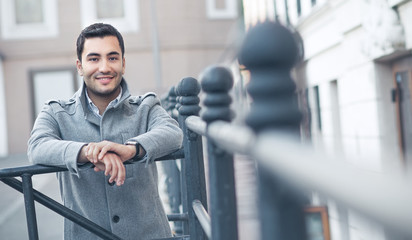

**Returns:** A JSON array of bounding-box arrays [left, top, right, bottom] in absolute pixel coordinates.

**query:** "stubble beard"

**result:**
[[86, 73, 122, 98]]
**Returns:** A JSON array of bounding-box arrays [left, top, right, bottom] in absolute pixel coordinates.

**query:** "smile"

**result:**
[[96, 76, 114, 84]]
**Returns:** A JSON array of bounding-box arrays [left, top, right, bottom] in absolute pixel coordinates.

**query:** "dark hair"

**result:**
[[76, 23, 125, 62]]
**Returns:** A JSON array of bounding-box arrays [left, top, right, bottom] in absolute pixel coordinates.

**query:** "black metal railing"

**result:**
[[161, 20, 412, 240], [0, 151, 186, 240]]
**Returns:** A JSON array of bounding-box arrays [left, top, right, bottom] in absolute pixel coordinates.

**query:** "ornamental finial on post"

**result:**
[[238, 21, 306, 240], [176, 77, 201, 117], [239, 21, 302, 135], [200, 65, 234, 124]]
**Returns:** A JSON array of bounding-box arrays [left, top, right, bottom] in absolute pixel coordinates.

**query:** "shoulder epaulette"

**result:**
[[129, 92, 157, 105]]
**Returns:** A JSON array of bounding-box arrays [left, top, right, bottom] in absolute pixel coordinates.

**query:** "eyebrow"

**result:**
[[86, 53, 101, 58], [86, 51, 120, 58], [107, 51, 120, 56]]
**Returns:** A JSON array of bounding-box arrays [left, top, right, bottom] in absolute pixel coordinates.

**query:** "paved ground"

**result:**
[[0, 154, 259, 240]]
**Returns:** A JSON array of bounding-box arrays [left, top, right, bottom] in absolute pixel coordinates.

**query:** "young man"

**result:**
[[28, 23, 183, 239]]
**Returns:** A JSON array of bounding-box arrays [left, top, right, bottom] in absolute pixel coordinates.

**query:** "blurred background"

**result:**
[[1, 0, 412, 239]]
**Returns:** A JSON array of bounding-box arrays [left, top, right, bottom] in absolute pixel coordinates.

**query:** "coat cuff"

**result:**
[[126, 136, 155, 163], [64, 142, 87, 176]]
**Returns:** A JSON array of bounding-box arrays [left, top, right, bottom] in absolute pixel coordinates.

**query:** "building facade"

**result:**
[[0, 0, 239, 155], [242, 0, 412, 239]]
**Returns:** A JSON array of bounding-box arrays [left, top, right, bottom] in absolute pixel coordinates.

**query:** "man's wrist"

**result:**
[[77, 144, 89, 163], [125, 141, 140, 161]]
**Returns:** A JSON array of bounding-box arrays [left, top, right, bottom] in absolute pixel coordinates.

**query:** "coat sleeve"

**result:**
[[130, 103, 183, 164], [27, 104, 86, 176]]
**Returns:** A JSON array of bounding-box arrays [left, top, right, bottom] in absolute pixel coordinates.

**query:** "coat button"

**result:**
[[108, 181, 115, 186], [112, 215, 120, 223]]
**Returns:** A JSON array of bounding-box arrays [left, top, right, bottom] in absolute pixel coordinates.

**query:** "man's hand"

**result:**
[[86, 141, 136, 163], [92, 152, 126, 186], [79, 141, 134, 186]]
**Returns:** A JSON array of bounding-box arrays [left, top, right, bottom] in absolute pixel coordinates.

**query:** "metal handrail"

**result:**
[[255, 132, 412, 237], [188, 116, 412, 237], [192, 199, 211, 239], [185, 116, 206, 136], [0, 149, 185, 178], [0, 164, 67, 178], [0, 149, 186, 240]]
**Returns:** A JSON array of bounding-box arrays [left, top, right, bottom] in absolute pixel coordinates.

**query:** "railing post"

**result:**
[[239, 21, 307, 240], [176, 77, 207, 239], [21, 174, 39, 240], [166, 86, 178, 119], [201, 66, 238, 240], [161, 86, 183, 235]]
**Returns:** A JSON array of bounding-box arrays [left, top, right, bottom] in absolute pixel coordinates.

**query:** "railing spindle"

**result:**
[[21, 174, 39, 240], [201, 65, 238, 240], [161, 86, 184, 235], [176, 77, 207, 239], [239, 21, 307, 240]]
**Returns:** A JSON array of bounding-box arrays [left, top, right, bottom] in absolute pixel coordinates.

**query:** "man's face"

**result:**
[[76, 36, 125, 100]]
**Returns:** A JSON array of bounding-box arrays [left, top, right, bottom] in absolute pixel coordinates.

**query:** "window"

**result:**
[[314, 85, 322, 131], [15, 0, 44, 24], [96, 0, 125, 19], [305, 206, 331, 240], [311, 0, 317, 7], [297, 0, 302, 16], [80, 0, 139, 33], [206, 0, 238, 19], [0, 0, 58, 39], [30, 69, 78, 122], [329, 80, 342, 152], [395, 71, 412, 165]]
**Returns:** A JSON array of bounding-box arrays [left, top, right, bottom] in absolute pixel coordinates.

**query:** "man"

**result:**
[[28, 23, 183, 240]]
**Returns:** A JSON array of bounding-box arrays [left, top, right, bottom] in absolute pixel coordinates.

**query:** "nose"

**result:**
[[99, 59, 110, 73]]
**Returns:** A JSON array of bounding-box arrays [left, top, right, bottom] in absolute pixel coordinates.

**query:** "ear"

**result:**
[[76, 59, 84, 76], [122, 57, 126, 75]]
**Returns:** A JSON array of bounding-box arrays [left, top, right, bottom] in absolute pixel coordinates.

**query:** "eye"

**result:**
[[109, 57, 118, 61], [88, 58, 98, 62]]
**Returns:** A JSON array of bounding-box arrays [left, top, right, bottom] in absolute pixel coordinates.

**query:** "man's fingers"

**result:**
[[95, 152, 126, 186], [104, 159, 112, 177], [98, 149, 107, 160], [84, 145, 89, 156], [105, 155, 118, 183], [92, 145, 101, 163], [116, 160, 126, 186], [98, 144, 111, 160], [86, 141, 134, 164], [86, 143, 99, 163], [85, 144, 92, 160], [109, 160, 118, 183]]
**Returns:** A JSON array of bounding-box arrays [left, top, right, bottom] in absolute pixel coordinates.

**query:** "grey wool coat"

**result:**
[[28, 79, 183, 240]]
